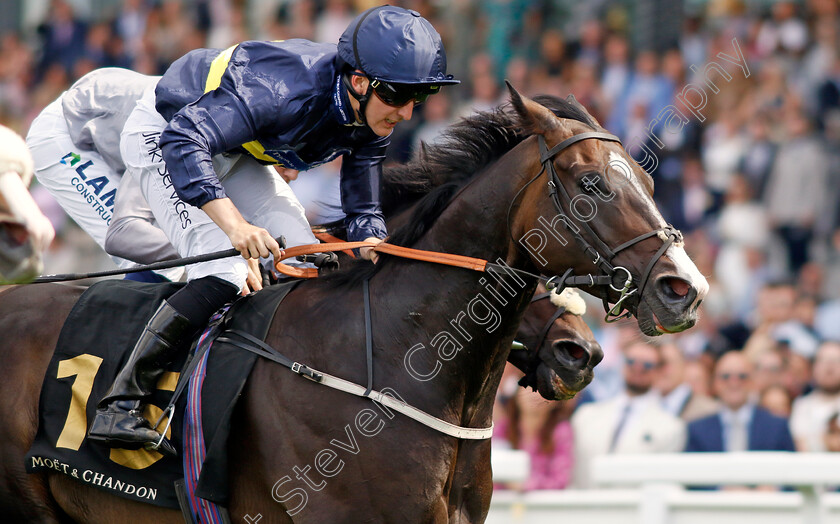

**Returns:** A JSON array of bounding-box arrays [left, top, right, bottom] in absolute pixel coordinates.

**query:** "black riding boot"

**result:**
[[87, 300, 193, 456]]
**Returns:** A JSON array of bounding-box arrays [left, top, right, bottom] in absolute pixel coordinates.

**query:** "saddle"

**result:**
[[25, 279, 298, 515]]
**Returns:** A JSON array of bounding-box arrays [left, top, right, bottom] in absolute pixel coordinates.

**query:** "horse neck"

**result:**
[[374, 153, 540, 428], [412, 149, 537, 264]]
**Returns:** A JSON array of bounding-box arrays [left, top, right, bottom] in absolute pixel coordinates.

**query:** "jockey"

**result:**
[[87, 5, 459, 455], [26, 69, 183, 283], [0, 124, 55, 282]]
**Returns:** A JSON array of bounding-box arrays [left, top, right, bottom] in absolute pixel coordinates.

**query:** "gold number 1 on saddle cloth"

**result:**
[[54, 354, 179, 469]]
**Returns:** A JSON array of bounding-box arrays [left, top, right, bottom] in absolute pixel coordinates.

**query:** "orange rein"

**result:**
[[312, 231, 356, 257], [273, 240, 489, 279]]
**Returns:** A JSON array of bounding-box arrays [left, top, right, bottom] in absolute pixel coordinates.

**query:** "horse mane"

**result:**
[[381, 95, 599, 216], [322, 94, 598, 287]]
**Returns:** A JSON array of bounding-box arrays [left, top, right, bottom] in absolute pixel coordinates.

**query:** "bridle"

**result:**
[[514, 131, 684, 322], [509, 292, 572, 389], [520, 292, 568, 356]]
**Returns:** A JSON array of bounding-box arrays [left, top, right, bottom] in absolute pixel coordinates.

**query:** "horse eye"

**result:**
[[579, 174, 600, 193]]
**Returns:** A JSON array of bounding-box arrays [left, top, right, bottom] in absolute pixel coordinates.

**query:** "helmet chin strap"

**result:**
[[342, 73, 372, 126]]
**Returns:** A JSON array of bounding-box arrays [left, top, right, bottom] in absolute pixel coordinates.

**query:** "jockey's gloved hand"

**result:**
[[360, 236, 383, 264]]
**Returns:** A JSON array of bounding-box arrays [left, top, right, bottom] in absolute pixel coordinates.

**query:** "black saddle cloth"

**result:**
[[25, 279, 297, 509]]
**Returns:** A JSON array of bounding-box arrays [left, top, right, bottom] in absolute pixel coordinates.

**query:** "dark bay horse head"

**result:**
[[510, 286, 602, 400], [503, 84, 708, 335], [381, 86, 708, 336]]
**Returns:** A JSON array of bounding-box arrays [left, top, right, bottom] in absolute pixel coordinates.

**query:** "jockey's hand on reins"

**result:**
[[360, 236, 384, 263]]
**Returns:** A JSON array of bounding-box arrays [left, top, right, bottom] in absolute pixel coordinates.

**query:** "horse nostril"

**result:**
[[666, 277, 690, 297], [657, 276, 693, 303], [567, 344, 585, 360], [553, 341, 590, 370]]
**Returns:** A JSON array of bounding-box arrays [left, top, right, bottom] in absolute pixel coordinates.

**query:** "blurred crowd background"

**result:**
[[4, 0, 840, 491]]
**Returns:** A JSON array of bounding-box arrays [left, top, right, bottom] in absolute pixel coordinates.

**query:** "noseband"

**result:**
[[534, 132, 683, 322], [520, 292, 568, 355], [509, 293, 569, 388]]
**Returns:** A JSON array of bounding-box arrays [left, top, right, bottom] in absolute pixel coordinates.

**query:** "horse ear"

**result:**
[[565, 93, 602, 128], [505, 80, 560, 134]]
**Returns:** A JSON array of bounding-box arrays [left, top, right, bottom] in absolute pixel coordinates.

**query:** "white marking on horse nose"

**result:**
[[608, 151, 666, 226], [665, 244, 709, 308]]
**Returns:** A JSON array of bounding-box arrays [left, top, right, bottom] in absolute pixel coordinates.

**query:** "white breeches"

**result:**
[[120, 88, 317, 290], [26, 96, 133, 269]]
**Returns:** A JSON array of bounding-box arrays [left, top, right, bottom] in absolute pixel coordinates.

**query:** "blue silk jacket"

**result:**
[[155, 39, 388, 242]]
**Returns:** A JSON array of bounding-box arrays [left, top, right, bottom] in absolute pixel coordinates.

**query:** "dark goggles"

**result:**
[[370, 79, 440, 107]]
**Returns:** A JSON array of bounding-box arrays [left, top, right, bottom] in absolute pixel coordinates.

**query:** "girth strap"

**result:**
[[217, 330, 494, 440], [219, 330, 323, 381]]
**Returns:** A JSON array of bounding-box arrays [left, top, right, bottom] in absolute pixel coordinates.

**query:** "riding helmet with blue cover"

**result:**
[[338, 5, 459, 87]]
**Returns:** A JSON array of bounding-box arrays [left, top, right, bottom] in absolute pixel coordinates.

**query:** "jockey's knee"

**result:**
[[166, 275, 239, 329]]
